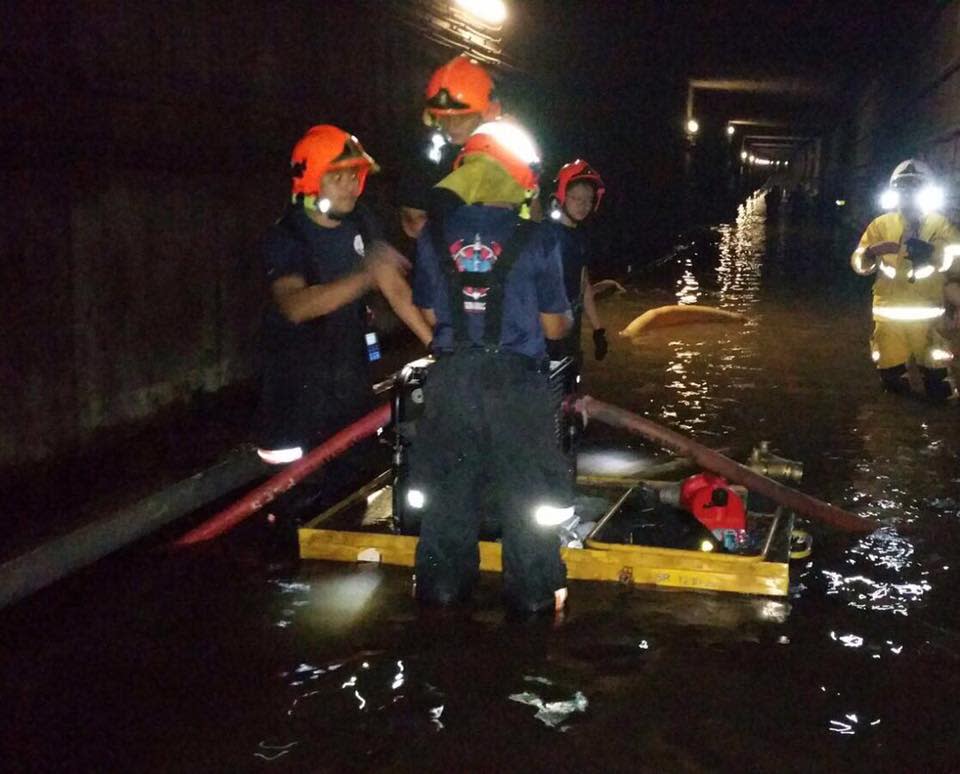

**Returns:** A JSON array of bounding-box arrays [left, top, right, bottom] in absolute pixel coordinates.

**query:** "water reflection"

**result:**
[[658, 201, 764, 439], [675, 260, 700, 305]]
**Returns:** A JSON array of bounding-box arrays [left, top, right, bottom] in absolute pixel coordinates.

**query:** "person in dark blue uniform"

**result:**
[[409, 119, 574, 615], [256, 125, 431, 497], [545, 160, 609, 365]]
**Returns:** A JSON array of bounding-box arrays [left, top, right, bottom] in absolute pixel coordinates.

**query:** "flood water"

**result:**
[[4, 197, 960, 772]]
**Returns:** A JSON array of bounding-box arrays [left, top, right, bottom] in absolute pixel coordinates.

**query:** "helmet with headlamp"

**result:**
[[879, 159, 945, 215]]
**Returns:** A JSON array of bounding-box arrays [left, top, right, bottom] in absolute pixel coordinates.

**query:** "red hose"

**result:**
[[173, 403, 391, 546], [573, 396, 879, 534]]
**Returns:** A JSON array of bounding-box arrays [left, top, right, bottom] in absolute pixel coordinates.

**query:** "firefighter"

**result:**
[[397, 55, 501, 241], [851, 159, 960, 399], [255, 125, 431, 485], [408, 119, 574, 614], [546, 159, 609, 365]]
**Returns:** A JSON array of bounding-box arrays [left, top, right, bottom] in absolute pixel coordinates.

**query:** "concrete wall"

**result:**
[[0, 1, 454, 465], [794, 1, 960, 223]]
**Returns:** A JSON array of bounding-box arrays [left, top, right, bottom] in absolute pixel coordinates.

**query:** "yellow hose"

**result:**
[[619, 305, 747, 338]]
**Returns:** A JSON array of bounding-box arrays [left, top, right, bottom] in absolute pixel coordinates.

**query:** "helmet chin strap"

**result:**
[[320, 205, 350, 222]]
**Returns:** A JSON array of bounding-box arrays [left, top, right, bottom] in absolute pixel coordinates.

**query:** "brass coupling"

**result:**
[[747, 441, 804, 482]]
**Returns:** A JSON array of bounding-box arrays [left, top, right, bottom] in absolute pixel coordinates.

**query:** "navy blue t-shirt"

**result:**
[[413, 205, 570, 359], [257, 205, 378, 448], [544, 220, 591, 308]]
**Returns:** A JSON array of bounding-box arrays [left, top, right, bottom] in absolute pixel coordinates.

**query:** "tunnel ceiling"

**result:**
[[684, 0, 938, 159]]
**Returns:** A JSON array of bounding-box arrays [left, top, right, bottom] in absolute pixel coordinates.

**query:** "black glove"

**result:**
[[905, 237, 934, 267], [593, 328, 608, 361]]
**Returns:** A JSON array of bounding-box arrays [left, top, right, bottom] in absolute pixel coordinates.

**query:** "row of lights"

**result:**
[[686, 119, 793, 168], [685, 119, 738, 137], [739, 150, 789, 168]]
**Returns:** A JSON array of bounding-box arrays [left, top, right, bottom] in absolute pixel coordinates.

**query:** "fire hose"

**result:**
[[571, 395, 879, 534], [173, 403, 391, 547]]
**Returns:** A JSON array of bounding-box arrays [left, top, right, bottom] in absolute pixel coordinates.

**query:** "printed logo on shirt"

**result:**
[[354, 234, 365, 256], [449, 234, 501, 313]]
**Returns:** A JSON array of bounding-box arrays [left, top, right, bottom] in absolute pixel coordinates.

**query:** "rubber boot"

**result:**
[[921, 367, 953, 402], [879, 364, 912, 396]]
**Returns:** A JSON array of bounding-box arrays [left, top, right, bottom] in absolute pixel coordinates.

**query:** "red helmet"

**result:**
[[424, 55, 501, 120], [455, 120, 541, 191], [554, 159, 605, 211], [290, 125, 378, 197]]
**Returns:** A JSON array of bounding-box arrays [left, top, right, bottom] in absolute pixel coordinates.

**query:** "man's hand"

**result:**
[[592, 328, 608, 361]]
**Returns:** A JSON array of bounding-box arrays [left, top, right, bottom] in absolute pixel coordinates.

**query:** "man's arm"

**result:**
[[410, 221, 444, 342], [936, 220, 960, 276], [851, 219, 899, 275], [270, 239, 427, 341], [581, 267, 602, 330], [368, 241, 433, 345], [540, 311, 572, 340], [581, 266, 609, 360], [537, 235, 573, 340], [271, 271, 372, 324]]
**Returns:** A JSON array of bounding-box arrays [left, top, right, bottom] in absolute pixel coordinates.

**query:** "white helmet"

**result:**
[[889, 159, 934, 188]]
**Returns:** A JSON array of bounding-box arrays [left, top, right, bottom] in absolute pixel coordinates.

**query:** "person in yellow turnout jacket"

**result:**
[[851, 159, 960, 399]]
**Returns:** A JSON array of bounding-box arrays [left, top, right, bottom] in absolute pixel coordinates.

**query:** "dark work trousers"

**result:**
[[265, 396, 382, 534], [408, 351, 572, 612]]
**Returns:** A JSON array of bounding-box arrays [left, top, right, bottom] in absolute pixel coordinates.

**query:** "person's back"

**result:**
[[409, 119, 574, 615], [416, 205, 565, 360]]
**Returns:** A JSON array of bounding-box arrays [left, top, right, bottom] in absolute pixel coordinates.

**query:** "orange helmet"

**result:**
[[455, 119, 541, 191], [424, 55, 501, 120], [554, 159, 605, 211], [290, 125, 378, 197]]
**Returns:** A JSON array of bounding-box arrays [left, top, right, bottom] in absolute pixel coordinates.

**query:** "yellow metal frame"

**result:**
[[298, 527, 789, 597]]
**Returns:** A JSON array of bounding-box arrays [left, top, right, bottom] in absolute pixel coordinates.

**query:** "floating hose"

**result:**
[[173, 403, 391, 547], [619, 304, 747, 338], [571, 396, 879, 534]]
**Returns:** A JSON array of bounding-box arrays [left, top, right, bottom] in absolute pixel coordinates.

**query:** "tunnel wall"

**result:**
[[0, 1, 466, 466], [795, 1, 960, 225]]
